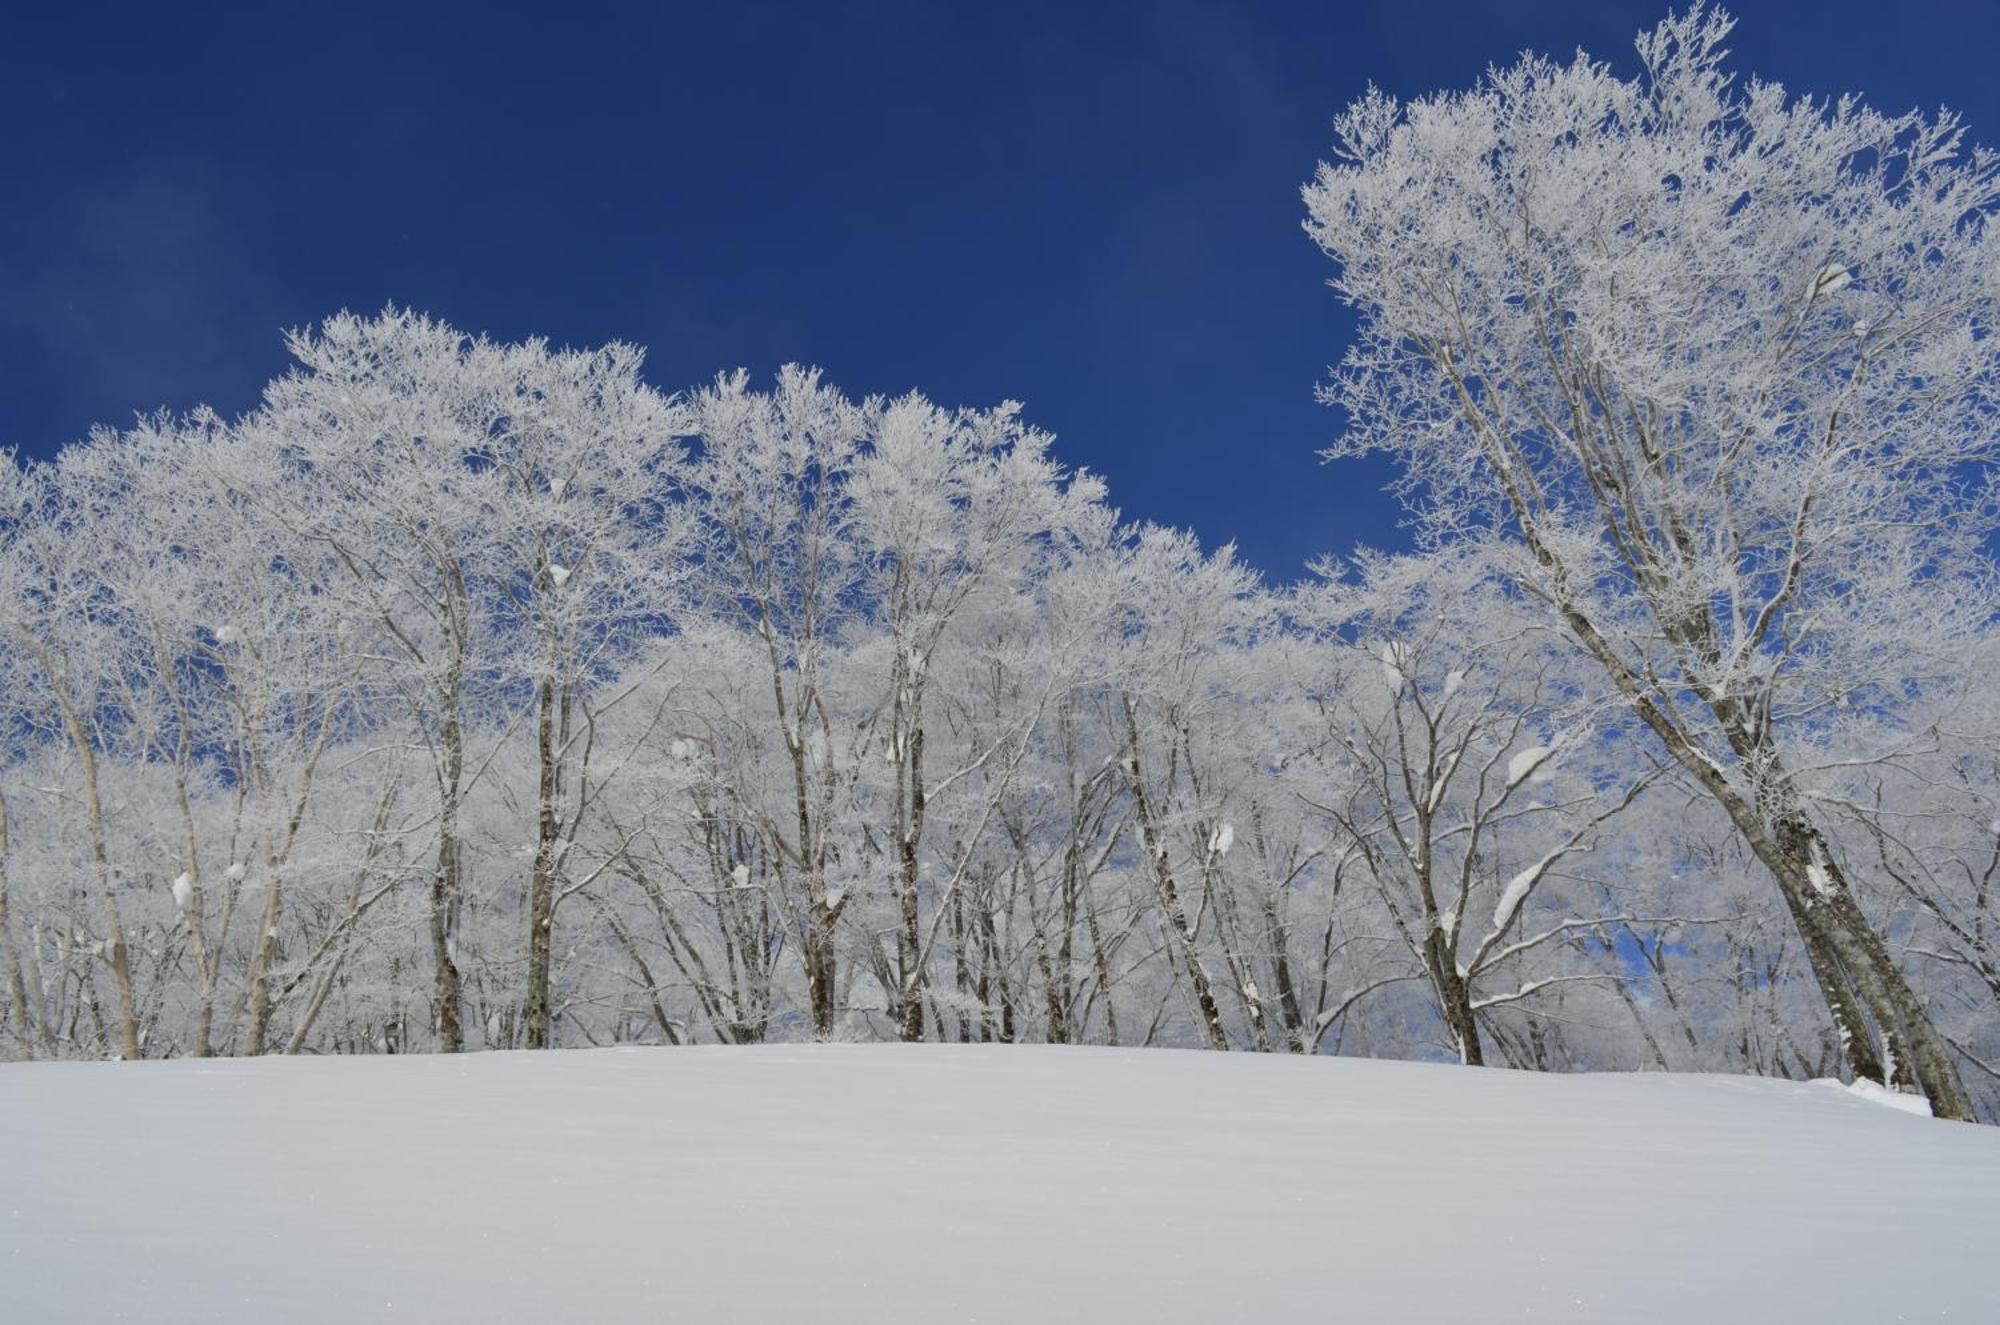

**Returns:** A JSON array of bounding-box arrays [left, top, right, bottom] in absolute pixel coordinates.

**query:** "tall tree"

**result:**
[[252, 310, 515, 1052], [0, 456, 144, 1058], [684, 368, 870, 1040], [848, 391, 1096, 1040], [1303, 5, 1998, 1118], [1298, 550, 1659, 1064], [474, 338, 689, 1048]]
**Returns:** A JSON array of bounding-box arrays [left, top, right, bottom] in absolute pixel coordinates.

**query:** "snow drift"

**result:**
[[4, 1045, 1995, 1323]]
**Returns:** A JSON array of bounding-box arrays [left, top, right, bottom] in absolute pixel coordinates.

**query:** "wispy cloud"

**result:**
[[0, 161, 292, 450]]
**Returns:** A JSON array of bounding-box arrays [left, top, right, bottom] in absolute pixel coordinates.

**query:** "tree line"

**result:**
[[3, 7, 1996, 1120]]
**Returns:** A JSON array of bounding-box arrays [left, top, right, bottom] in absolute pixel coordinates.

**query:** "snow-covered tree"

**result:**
[[1303, 4, 1999, 1117], [846, 391, 1101, 1040], [681, 368, 872, 1040], [0, 286, 1989, 1113], [1296, 550, 1664, 1064], [1, 454, 146, 1058]]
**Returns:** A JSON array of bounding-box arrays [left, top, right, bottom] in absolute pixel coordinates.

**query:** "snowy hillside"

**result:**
[[5, 1046, 1996, 1323]]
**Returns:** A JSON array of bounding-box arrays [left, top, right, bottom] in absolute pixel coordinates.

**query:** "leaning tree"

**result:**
[[1303, 5, 2000, 1117]]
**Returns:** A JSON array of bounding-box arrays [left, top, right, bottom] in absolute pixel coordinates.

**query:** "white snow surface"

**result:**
[[1490, 850, 1558, 934], [4, 1045, 1996, 1323], [1379, 641, 1408, 690], [1814, 1075, 1937, 1117], [1506, 743, 1554, 788], [1809, 263, 1853, 297]]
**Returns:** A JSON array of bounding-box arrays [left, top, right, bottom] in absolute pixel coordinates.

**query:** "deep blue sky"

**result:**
[[6, 1, 1998, 579]]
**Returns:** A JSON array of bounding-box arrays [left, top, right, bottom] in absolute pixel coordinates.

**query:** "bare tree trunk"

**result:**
[[1764, 812, 1973, 1118], [431, 670, 467, 1053], [768, 633, 840, 1042], [1423, 926, 1484, 1066], [950, 888, 974, 1042], [1263, 895, 1308, 1053], [1085, 880, 1121, 1046], [523, 669, 563, 1049], [56, 700, 140, 1060], [895, 713, 927, 1042], [805, 901, 839, 1040], [0, 795, 38, 1055], [1123, 698, 1228, 1051], [168, 778, 215, 1058], [1047, 851, 1078, 1045], [980, 897, 1013, 1043], [241, 876, 284, 1055], [1036, 917, 1069, 1044]]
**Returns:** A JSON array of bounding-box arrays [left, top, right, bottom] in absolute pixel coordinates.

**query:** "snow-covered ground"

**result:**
[[5, 1046, 1996, 1323]]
